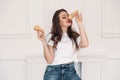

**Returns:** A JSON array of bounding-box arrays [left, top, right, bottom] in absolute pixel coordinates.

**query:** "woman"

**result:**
[[37, 9, 89, 80]]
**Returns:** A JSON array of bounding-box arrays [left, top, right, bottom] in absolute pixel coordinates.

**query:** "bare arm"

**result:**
[[37, 31, 55, 64], [74, 12, 89, 48]]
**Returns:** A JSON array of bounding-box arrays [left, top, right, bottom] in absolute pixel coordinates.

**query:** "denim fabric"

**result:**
[[44, 62, 81, 80]]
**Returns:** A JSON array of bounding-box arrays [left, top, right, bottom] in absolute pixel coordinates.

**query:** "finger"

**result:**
[[79, 13, 82, 16], [38, 35, 43, 40], [37, 32, 42, 38], [75, 14, 79, 18], [37, 31, 43, 35]]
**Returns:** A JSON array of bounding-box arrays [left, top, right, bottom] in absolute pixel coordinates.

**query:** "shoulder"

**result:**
[[46, 32, 52, 39], [46, 32, 54, 46]]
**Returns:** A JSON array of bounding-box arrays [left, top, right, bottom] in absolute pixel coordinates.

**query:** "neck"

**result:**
[[61, 26, 67, 33]]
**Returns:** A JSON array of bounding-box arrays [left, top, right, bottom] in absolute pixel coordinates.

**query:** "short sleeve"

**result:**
[[46, 33, 54, 46], [76, 36, 81, 44]]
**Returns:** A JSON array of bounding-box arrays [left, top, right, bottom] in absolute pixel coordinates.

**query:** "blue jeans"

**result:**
[[44, 62, 81, 80]]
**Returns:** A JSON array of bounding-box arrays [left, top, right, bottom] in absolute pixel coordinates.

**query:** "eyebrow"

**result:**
[[61, 14, 68, 16]]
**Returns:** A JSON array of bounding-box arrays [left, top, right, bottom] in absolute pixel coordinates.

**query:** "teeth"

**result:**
[[68, 10, 79, 20], [34, 25, 44, 33]]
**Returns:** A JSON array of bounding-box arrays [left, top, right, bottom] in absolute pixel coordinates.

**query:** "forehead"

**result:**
[[59, 11, 68, 16]]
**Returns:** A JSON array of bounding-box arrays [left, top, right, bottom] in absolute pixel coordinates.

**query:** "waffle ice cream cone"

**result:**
[[68, 10, 79, 20]]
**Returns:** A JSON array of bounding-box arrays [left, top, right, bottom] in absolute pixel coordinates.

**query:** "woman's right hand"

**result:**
[[37, 31, 46, 43]]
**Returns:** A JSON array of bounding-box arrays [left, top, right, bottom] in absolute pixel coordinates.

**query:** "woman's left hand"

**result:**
[[74, 12, 83, 24]]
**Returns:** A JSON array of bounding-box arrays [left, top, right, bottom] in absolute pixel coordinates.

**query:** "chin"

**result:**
[[63, 23, 72, 28], [68, 24, 72, 27]]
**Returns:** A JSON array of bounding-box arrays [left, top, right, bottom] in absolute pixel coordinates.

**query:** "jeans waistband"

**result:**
[[47, 61, 74, 68]]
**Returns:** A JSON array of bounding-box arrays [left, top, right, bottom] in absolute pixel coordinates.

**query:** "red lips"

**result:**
[[67, 19, 72, 23]]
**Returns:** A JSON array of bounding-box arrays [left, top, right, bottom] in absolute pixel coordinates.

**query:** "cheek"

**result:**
[[60, 19, 66, 25]]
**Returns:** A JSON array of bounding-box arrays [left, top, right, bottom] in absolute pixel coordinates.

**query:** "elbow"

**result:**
[[47, 61, 53, 64], [46, 59, 54, 64], [80, 42, 89, 48], [84, 41, 89, 47], [83, 43, 89, 47]]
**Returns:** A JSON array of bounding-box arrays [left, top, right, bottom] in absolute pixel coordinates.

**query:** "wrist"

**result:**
[[76, 19, 82, 24], [78, 22, 83, 27], [42, 39, 46, 44]]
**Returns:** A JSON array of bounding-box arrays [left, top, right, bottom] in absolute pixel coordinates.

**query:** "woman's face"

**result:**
[[59, 11, 72, 28]]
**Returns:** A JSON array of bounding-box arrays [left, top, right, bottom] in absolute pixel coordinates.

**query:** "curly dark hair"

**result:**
[[50, 9, 80, 50]]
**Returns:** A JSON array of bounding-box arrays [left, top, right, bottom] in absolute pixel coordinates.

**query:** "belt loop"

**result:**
[[69, 61, 74, 67]]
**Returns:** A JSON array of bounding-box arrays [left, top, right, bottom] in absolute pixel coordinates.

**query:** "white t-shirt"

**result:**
[[46, 32, 81, 65]]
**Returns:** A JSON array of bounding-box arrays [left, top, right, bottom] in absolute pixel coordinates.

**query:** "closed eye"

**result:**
[[62, 16, 67, 19]]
